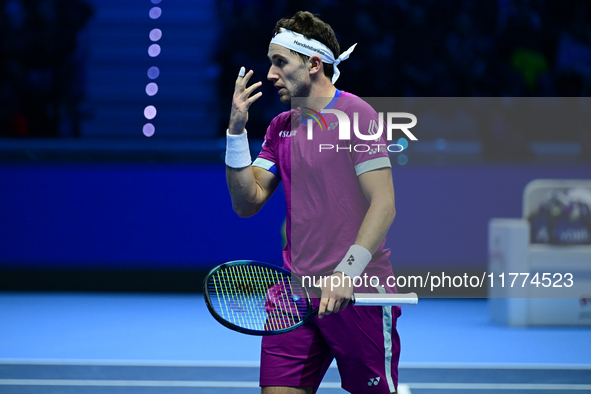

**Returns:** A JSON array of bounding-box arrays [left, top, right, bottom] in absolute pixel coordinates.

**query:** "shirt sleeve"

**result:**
[[349, 105, 392, 176], [252, 117, 280, 178]]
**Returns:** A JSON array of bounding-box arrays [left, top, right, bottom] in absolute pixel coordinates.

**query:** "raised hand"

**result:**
[[229, 66, 263, 135]]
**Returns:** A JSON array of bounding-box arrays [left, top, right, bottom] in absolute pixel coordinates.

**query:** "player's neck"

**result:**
[[302, 80, 336, 111]]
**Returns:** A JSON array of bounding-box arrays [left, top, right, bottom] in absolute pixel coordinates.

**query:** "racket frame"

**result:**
[[203, 260, 315, 336]]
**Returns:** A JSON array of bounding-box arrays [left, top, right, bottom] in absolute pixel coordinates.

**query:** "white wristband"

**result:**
[[334, 245, 372, 279], [225, 129, 252, 168]]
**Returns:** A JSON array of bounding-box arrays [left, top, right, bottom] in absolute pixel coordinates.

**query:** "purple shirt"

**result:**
[[253, 90, 394, 280]]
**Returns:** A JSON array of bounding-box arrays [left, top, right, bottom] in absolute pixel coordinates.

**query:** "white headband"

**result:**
[[270, 28, 357, 84]]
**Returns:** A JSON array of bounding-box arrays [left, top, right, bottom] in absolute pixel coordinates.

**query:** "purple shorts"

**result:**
[[260, 285, 402, 393]]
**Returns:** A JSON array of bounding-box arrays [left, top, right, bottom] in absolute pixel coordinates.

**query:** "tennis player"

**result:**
[[225, 11, 400, 394]]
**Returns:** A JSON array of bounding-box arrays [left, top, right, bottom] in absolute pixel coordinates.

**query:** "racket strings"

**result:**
[[207, 264, 308, 332], [267, 267, 302, 330]]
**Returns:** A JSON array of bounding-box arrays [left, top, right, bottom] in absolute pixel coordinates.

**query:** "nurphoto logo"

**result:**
[[302, 107, 328, 130], [304, 109, 417, 153]]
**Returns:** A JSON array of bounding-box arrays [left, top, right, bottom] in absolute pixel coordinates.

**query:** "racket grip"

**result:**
[[351, 292, 418, 306]]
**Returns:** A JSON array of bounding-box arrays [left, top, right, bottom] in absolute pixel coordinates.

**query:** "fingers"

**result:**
[[319, 296, 345, 319], [318, 293, 340, 319], [326, 297, 337, 315], [331, 297, 341, 313], [246, 91, 263, 106], [235, 66, 247, 84], [243, 80, 262, 98], [318, 297, 328, 319], [228, 66, 261, 135], [234, 66, 262, 108], [317, 274, 353, 319], [339, 298, 350, 311], [235, 67, 254, 89]]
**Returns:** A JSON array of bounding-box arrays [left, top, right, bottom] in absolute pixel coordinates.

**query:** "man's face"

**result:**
[[267, 44, 311, 105]]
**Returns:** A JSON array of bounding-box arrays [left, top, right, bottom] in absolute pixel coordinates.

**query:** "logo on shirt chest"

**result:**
[[279, 130, 297, 138]]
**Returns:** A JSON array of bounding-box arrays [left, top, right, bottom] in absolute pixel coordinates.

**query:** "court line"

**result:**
[[398, 362, 591, 370], [0, 379, 261, 387], [0, 359, 261, 367], [398, 384, 412, 394], [406, 383, 591, 390], [1, 359, 590, 370], [0, 379, 332, 388], [0, 380, 589, 391]]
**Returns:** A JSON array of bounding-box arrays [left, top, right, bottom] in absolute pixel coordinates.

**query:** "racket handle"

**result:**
[[351, 292, 418, 306]]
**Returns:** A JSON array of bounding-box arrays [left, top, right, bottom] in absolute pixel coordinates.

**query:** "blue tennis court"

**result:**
[[1, 294, 589, 393]]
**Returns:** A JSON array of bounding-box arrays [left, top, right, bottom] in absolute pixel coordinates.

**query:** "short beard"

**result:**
[[280, 80, 311, 105]]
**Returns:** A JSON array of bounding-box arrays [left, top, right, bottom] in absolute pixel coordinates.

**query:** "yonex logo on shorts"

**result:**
[[368, 377, 380, 386]]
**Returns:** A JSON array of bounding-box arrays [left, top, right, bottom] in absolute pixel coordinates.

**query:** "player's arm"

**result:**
[[225, 67, 279, 217], [318, 167, 395, 317], [352, 167, 396, 254], [226, 166, 279, 217]]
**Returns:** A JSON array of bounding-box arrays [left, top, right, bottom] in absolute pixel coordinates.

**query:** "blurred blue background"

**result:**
[[1, 0, 590, 292]]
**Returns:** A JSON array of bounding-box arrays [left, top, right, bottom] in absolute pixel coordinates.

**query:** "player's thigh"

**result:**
[[260, 321, 332, 389], [316, 304, 401, 393], [261, 386, 313, 394]]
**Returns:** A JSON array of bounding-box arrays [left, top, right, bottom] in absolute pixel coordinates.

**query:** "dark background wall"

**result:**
[[1, 162, 588, 292]]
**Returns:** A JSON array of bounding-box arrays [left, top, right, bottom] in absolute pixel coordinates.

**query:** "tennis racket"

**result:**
[[203, 260, 418, 335]]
